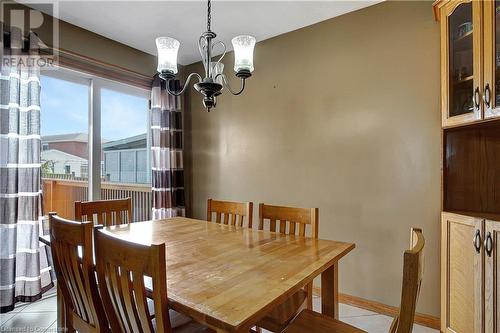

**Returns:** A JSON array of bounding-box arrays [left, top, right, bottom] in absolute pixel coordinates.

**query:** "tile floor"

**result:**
[[1, 287, 438, 333]]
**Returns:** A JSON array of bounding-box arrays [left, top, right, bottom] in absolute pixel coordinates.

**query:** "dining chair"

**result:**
[[94, 228, 213, 333], [256, 203, 319, 332], [206, 198, 253, 228], [48, 212, 109, 333], [75, 198, 132, 226], [282, 228, 425, 333]]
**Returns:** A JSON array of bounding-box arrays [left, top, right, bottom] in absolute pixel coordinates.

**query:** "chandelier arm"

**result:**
[[165, 72, 203, 96], [198, 36, 208, 73], [212, 41, 227, 64], [217, 73, 246, 96]]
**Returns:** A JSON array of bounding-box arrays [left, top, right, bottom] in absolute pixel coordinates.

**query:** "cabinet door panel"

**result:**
[[441, 212, 484, 333], [485, 220, 500, 333], [484, 0, 500, 119], [441, 0, 483, 127]]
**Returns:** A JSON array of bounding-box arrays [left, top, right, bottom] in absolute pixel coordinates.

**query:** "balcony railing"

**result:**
[[42, 178, 152, 222]]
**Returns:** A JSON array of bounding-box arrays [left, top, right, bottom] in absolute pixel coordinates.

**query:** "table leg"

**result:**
[[321, 263, 339, 319]]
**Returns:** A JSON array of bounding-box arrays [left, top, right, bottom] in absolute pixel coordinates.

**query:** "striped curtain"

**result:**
[[150, 77, 185, 219], [0, 29, 53, 312]]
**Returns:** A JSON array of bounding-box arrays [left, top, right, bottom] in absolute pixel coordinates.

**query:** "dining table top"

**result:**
[[99, 217, 355, 332]]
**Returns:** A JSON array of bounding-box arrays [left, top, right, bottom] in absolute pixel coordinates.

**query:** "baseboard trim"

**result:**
[[312, 287, 440, 330]]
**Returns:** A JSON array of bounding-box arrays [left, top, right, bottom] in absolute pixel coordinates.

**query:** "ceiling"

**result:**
[[31, 1, 381, 65]]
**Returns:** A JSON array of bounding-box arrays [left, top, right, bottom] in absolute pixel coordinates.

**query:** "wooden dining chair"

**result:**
[[256, 203, 319, 332], [282, 228, 425, 333], [94, 228, 212, 333], [48, 212, 109, 333], [75, 198, 132, 226], [206, 198, 253, 228]]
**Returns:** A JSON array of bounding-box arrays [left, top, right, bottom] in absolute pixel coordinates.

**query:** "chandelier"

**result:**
[[155, 0, 256, 111]]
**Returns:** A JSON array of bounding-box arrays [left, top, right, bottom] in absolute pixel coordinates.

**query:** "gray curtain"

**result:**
[[151, 77, 185, 219], [0, 29, 53, 312]]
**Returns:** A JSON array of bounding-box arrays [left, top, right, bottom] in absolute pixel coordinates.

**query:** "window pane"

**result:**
[[40, 74, 89, 219], [101, 85, 150, 222], [101, 88, 150, 185]]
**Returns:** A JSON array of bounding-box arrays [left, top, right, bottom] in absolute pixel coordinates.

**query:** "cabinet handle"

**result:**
[[473, 87, 481, 111], [484, 83, 491, 109], [485, 232, 493, 257], [473, 229, 482, 254]]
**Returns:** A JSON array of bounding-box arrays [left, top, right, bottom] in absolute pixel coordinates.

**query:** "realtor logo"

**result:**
[[1, 1, 59, 68]]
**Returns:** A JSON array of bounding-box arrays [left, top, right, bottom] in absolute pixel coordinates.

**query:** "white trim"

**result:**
[[0, 191, 42, 199], [0, 133, 41, 140], [15, 275, 41, 282], [0, 283, 15, 290], [0, 163, 42, 168], [0, 104, 41, 112], [0, 224, 17, 229]]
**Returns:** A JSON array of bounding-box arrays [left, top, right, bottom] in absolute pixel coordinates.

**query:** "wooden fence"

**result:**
[[42, 179, 152, 222]]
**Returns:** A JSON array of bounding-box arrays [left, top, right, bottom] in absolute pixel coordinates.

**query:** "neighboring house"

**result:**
[[42, 133, 89, 159], [41, 149, 88, 178], [102, 133, 150, 184]]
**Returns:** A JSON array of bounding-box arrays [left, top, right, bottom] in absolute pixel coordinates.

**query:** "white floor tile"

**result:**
[[1, 312, 56, 331], [0, 312, 17, 325], [22, 294, 57, 313]]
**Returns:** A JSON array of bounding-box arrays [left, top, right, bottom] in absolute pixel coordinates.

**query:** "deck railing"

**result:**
[[42, 178, 152, 222]]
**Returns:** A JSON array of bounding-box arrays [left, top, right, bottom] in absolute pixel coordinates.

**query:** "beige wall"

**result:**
[[184, 1, 441, 316]]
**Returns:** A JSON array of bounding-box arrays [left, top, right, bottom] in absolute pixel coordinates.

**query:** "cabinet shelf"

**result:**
[[452, 30, 473, 52], [452, 75, 473, 86]]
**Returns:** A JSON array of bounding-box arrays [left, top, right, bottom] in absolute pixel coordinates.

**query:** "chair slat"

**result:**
[[270, 219, 276, 232], [132, 272, 155, 332], [75, 198, 132, 226], [280, 220, 287, 234], [207, 199, 253, 228], [119, 269, 142, 333]]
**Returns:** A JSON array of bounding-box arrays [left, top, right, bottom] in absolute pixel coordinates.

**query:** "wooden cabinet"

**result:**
[[441, 212, 483, 333], [442, 212, 500, 333], [435, 0, 500, 127], [485, 219, 500, 333]]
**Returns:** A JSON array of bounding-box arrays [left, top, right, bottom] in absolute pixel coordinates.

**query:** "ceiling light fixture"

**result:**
[[155, 0, 255, 111]]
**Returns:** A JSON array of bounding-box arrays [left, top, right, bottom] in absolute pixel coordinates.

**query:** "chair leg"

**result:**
[[306, 282, 313, 310]]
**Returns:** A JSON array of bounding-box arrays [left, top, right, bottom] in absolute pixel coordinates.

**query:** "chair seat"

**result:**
[[257, 289, 308, 332], [282, 309, 367, 333]]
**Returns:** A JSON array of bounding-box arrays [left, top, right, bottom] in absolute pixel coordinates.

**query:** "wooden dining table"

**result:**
[[96, 217, 355, 332]]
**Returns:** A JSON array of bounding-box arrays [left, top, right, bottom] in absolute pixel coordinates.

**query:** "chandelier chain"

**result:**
[[207, 0, 211, 31]]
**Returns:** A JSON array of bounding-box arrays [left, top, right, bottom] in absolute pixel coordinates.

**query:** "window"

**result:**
[[40, 67, 150, 220]]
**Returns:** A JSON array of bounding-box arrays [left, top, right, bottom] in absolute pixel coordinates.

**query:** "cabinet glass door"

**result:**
[[443, 0, 482, 126], [484, 0, 500, 118]]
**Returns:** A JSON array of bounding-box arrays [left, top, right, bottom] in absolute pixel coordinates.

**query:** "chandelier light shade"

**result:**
[[155, 37, 180, 74], [232, 35, 256, 73], [155, 0, 255, 111]]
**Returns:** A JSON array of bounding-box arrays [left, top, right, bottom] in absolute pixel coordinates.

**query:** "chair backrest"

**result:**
[[48, 213, 108, 333], [75, 198, 132, 226], [258, 203, 319, 238], [94, 229, 172, 333], [389, 228, 425, 333], [207, 199, 253, 228]]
